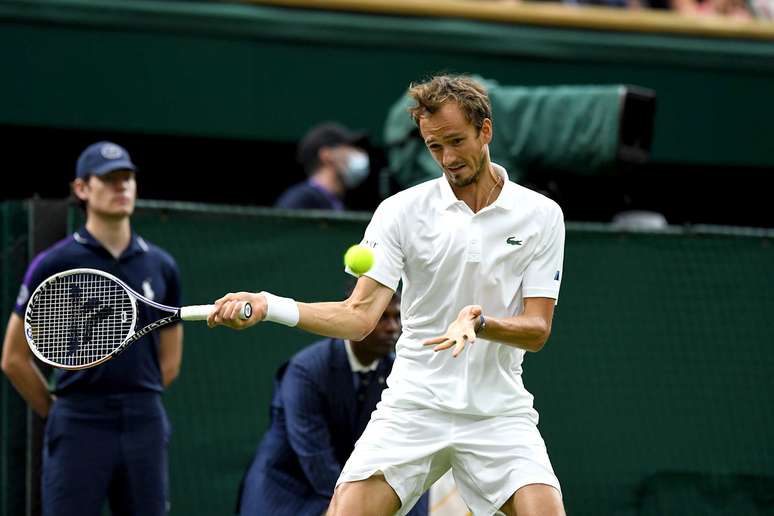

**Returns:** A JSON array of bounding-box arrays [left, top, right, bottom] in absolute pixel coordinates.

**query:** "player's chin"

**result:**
[[446, 168, 474, 187]]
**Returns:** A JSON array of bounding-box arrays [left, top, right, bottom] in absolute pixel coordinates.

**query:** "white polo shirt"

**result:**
[[353, 164, 565, 418]]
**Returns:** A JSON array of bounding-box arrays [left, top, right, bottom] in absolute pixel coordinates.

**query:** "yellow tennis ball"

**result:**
[[344, 245, 374, 275]]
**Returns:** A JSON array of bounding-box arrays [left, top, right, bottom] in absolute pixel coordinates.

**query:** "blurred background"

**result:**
[[1, 0, 773, 515]]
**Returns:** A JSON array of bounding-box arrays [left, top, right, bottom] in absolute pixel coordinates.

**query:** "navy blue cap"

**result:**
[[76, 141, 137, 179]]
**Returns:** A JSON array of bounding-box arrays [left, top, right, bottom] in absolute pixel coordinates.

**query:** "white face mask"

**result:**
[[342, 151, 370, 188]]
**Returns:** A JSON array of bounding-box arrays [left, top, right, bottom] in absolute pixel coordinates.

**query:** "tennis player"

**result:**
[[210, 74, 566, 516]]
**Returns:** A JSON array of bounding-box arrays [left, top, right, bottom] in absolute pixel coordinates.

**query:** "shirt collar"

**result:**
[[344, 340, 379, 373], [437, 162, 515, 212], [73, 226, 149, 258]]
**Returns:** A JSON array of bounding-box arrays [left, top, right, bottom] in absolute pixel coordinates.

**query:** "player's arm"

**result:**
[[207, 276, 394, 342], [477, 297, 555, 351], [1, 313, 54, 417], [158, 325, 183, 388], [424, 298, 555, 357]]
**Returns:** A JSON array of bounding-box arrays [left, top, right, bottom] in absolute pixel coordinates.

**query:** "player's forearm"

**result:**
[[478, 314, 551, 352], [208, 278, 393, 336], [1, 358, 53, 417], [297, 301, 376, 341]]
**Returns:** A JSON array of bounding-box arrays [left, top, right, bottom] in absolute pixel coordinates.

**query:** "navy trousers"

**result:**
[[42, 392, 170, 516]]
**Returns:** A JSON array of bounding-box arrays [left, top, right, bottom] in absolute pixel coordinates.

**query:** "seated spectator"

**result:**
[[275, 122, 370, 210]]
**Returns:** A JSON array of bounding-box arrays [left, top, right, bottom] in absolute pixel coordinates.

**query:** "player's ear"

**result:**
[[479, 118, 493, 145]]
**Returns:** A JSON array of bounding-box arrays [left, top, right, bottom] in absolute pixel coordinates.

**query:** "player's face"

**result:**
[[419, 102, 492, 188], [81, 170, 137, 219], [362, 298, 401, 357]]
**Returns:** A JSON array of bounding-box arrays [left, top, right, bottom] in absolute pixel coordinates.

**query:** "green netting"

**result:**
[[524, 227, 774, 515], [0, 201, 29, 516], [2, 200, 773, 515]]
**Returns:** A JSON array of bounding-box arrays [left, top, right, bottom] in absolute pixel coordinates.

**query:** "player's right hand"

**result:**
[[207, 292, 267, 330]]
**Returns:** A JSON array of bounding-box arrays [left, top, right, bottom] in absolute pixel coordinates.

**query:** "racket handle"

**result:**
[[180, 303, 252, 321]]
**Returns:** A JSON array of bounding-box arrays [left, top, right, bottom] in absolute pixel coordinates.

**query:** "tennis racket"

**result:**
[[23, 268, 251, 370]]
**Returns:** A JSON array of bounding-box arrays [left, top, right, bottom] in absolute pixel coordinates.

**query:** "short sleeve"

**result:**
[[523, 202, 565, 303], [346, 197, 404, 291], [13, 251, 56, 317]]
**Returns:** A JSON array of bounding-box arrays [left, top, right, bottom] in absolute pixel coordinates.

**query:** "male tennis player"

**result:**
[[210, 74, 566, 516], [1, 142, 182, 516]]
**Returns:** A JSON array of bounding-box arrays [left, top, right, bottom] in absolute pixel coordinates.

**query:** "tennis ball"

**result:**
[[344, 244, 374, 275]]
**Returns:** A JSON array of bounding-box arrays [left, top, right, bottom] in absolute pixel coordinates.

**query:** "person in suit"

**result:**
[[237, 291, 427, 516]]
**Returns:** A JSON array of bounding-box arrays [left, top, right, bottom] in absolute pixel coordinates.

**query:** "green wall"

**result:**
[[1, 0, 774, 167], [132, 203, 772, 515], [2, 200, 773, 514]]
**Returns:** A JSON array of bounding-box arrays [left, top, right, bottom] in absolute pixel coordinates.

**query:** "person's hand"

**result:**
[[423, 305, 482, 357], [207, 292, 266, 330]]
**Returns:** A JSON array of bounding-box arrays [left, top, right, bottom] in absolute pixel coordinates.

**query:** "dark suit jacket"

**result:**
[[238, 338, 428, 516]]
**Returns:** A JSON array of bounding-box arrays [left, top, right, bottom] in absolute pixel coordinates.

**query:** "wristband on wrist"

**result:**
[[261, 292, 300, 327], [475, 314, 486, 335]]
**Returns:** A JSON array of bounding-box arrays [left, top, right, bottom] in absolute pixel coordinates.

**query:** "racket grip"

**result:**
[[180, 303, 252, 321]]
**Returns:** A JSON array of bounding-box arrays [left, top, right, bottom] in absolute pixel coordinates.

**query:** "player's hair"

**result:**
[[407, 75, 491, 133]]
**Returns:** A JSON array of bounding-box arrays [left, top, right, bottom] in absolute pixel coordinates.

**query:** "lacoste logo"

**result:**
[[506, 237, 522, 246]]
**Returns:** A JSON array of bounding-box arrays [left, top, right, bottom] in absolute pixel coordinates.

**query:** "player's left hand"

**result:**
[[423, 305, 482, 357]]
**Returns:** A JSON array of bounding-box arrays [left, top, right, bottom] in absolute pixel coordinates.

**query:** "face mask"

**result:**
[[342, 151, 370, 188]]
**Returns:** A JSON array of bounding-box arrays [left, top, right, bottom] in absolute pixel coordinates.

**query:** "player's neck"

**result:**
[[85, 216, 132, 259], [452, 161, 503, 214]]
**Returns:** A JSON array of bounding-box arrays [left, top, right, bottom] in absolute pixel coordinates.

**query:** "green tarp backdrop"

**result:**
[[383, 78, 626, 193]]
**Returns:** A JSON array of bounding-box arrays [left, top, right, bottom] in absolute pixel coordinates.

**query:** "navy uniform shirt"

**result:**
[[13, 226, 181, 396], [275, 179, 344, 210]]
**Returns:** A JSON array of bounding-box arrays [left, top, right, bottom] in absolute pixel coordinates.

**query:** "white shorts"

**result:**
[[336, 405, 561, 516]]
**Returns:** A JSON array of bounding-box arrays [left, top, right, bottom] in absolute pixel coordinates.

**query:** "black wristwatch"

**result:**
[[475, 314, 486, 335]]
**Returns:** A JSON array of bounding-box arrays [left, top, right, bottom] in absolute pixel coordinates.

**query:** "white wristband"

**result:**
[[261, 292, 300, 327]]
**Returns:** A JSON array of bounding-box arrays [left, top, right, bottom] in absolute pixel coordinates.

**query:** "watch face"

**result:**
[[475, 314, 486, 335]]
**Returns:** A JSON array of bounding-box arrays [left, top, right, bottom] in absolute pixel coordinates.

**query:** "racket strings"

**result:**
[[29, 272, 134, 367]]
